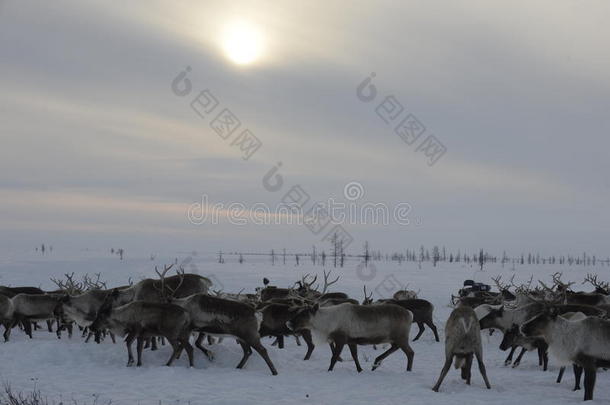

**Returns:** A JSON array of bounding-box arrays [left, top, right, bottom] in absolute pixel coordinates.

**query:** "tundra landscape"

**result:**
[[2, 1, 609, 404]]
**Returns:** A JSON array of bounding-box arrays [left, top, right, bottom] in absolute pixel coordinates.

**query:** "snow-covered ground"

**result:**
[[1, 249, 609, 404]]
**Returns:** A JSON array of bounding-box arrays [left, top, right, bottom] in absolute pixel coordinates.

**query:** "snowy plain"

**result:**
[[0, 248, 609, 405]]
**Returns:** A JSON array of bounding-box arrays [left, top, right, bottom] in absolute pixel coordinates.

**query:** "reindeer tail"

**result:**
[[454, 354, 467, 369]]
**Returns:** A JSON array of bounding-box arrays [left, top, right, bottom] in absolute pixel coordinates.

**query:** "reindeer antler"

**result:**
[[551, 272, 574, 291], [491, 275, 513, 292], [82, 273, 107, 290], [154, 264, 181, 300], [51, 272, 84, 295], [300, 273, 317, 289], [363, 285, 373, 304], [583, 273, 609, 293], [319, 270, 340, 294]]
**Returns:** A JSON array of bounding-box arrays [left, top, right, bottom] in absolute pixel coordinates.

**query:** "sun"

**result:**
[[222, 21, 264, 65]]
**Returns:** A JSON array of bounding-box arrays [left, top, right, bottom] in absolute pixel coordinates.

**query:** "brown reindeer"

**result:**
[[433, 305, 491, 392], [170, 293, 278, 375], [0, 294, 14, 341], [8, 293, 65, 339], [90, 292, 194, 368], [258, 303, 315, 360]]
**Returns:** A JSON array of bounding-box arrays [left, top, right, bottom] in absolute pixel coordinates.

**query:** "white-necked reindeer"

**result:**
[[521, 307, 610, 401]]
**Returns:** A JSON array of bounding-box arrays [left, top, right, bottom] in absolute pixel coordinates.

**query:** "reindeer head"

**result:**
[[499, 324, 520, 351], [286, 303, 319, 331], [521, 306, 559, 338], [89, 289, 119, 341], [478, 305, 504, 330]]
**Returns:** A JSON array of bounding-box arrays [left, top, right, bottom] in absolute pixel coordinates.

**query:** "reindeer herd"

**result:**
[[1, 267, 609, 401]]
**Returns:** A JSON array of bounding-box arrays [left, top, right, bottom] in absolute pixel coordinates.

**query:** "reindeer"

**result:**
[[499, 324, 548, 370], [295, 270, 348, 301], [170, 293, 278, 375], [521, 307, 610, 400], [0, 286, 45, 297], [8, 293, 65, 339], [90, 291, 194, 368], [258, 303, 315, 360], [557, 274, 610, 306], [287, 302, 415, 373], [362, 286, 439, 342], [60, 289, 113, 340], [432, 305, 491, 392], [0, 294, 14, 341], [393, 287, 419, 300], [258, 278, 294, 302]]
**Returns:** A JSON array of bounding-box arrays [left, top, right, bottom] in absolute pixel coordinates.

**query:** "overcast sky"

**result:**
[[1, 0, 609, 256]]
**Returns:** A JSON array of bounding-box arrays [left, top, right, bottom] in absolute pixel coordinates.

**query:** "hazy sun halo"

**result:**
[[222, 21, 264, 65]]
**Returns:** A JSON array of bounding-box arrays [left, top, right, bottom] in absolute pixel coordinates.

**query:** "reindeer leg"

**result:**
[[504, 345, 517, 365], [151, 336, 158, 351], [301, 330, 315, 361], [512, 347, 527, 368], [557, 366, 566, 383], [136, 336, 144, 367], [582, 360, 596, 401], [427, 320, 440, 342], [24, 321, 33, 339], [328, 341, 345, 371], [251, 339, 278, 376], [195, 332, 214, 361], [294, 335, 301, 346], [475, 349, 491, 389], [329, 343, 343, 361], [412, 322, 425, 341], [542, 349, 548, 371], [109, 332, 116, 344], [433, 355, 453, 392], [277, 335, 284, 349], [347, 343, 362, 372], [207, 334, 215, 345], [399, 341, 415, 371], [46, 319, 53, 333], [236, 340, 252, 369], [2, 322, 10, 342], [574, 364, 583, 391], [180, 336, 194, 367], [4, 320, 17, 342], [372, 344, 399, 371], [165, 338, 181, 366], [125, 332, 136, 367]]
